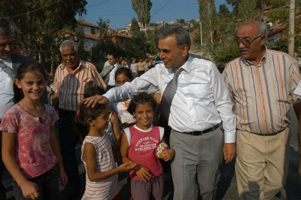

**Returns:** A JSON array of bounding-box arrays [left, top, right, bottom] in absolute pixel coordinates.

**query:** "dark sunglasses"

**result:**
[[235, 35, 261, 47]]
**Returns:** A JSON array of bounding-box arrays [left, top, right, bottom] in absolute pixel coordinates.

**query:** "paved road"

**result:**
[[4, 108, 301, 200]]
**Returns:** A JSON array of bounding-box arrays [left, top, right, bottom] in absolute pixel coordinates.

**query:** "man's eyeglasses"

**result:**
[[235, 35, 261, 47]]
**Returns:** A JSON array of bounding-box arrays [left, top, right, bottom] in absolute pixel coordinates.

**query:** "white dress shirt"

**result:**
[[104, 55, 236, 143], [107, 63, 119, 87], [0, 57, 15, 121]]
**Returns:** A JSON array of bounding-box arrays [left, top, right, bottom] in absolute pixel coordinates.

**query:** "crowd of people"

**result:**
[[0, 18, 301, 200]]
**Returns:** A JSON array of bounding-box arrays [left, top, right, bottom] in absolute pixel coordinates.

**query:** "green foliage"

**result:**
[[269, 0, 287, 8], [198, 0, 218, 45], [0, 0, 87, 75], [237, 0, 258, 21], [218, 4, 232, 18], [146, 29, 159, 55], [179, 18, 185, 24], [124, 32, 146, 59], [210, 43, 240, 72], [131, 0, 152, 28], [94, 17, 123, 61], [267, 7, 289, 24], [131, 17, 140, 35]]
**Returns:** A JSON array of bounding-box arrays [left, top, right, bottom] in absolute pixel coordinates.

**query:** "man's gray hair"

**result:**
[[60, 40, 78, 53], [239, 20, 268, 38], [157, 24, 191, 50], [0, 20, 12, 36]]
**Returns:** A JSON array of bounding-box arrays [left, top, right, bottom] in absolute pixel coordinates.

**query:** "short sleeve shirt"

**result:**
[[0, 104, 59, 178]]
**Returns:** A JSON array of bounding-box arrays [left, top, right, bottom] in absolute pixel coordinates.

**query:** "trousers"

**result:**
[[170, 127, 223, 200]]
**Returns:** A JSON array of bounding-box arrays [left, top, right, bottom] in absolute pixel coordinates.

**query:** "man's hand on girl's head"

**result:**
[[83, 95, 109, 107]]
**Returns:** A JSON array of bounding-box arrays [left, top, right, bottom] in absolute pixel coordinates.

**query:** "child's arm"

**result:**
[[120, 133, 151, 182], [2, 132, 39, 199], [49, 125, 68, 187], [110, 112, 122, 155], [160, 138, 175, 162], [84, 142, 135, 182]]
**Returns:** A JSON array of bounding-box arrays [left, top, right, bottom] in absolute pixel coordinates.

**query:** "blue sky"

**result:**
[[78, 0, 232, 29]]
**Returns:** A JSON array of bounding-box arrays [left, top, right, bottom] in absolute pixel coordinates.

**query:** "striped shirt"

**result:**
[[53, 60, 106, 111], [222, 48, 300, 134], [81, 133, 120, 200]]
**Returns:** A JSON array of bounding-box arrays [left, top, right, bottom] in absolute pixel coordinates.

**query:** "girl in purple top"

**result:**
[[0, 61, 67, 200], [120, 93, 175, 200]]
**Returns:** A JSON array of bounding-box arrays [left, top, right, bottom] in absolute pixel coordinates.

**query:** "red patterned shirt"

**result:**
[[0, 104, 59, 178]]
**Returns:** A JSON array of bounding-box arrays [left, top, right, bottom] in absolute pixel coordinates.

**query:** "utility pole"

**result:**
[[288, 0, 295, 57], [200, 21, 202, 45]]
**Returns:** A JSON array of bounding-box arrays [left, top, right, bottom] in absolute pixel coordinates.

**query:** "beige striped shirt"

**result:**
[[53, 60, 106, 111], [222, 49, 300, 134]]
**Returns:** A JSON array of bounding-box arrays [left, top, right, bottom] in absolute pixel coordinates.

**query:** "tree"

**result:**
[[130, 17, 140, 35], [270, 0, 287, 8], [131, 0, 152, 33], [0, 0, 87, 75], [94, 17, 119, 61], [267, 7, 289, 24], [198, 0, 218, 45], [237, 0, 258, 21], [218, 4, 232, 18], [179, 18, 185, 24]]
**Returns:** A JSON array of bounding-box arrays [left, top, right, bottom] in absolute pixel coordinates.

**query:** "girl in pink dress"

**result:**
[[74, 102, 136, 200], [120, 92, 175, 200], [0, 61, 67, 200]]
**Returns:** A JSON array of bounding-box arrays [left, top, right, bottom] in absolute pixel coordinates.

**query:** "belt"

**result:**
[[248, 127, 287, 136], [184, 125, 219, 136]]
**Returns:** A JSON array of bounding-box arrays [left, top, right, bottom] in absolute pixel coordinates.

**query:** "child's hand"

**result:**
[[118, 162, 136, 172], [110, 112, 119, 126], [59, 168, 68, 187], [20, 180, 39, 199], [135, 164, 151, 182], [161, 148, 175, 162]]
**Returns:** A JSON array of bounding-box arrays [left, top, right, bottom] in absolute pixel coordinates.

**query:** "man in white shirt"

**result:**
[[100, 52, 120, 89], [84, 24, 236, 200]]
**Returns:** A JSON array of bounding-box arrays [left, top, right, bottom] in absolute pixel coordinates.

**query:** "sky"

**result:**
[[77, 0, 232, 30]]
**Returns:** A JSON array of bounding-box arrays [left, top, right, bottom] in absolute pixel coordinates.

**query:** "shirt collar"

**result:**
[[59, 59, 86, 70], [242, 46, 268, 67], [166, 54, 191, 74]]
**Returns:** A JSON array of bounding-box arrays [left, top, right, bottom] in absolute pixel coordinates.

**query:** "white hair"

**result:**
[[60, 40, 78, 53]]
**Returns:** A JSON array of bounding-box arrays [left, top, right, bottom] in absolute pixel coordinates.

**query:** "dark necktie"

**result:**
[[160, 68, 183, 120]]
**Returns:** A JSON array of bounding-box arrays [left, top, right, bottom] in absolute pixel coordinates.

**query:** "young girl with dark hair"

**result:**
[[0, 61, 67, 200], [120, 92, 175, 200], [74, 101, 135, 200]]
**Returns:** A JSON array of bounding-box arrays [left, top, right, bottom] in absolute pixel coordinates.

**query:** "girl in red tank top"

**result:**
[[120, 93, 175, 200]]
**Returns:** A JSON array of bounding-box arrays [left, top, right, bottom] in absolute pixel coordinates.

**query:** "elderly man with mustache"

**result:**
[[222, 20, 301, 200], [52, 39, 106, 199]]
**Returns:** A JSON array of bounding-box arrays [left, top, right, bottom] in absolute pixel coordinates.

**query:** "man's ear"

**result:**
[[181, 44, 189, 56], [260, 35, 266, 45], [14, 78, 22, 89]]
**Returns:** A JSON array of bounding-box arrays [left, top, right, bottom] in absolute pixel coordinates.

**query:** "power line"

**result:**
[[86, 0, 111, 8], [85, 3, 197, 18], [1, 0, 61, 19], [152, 0, 173, 17]]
